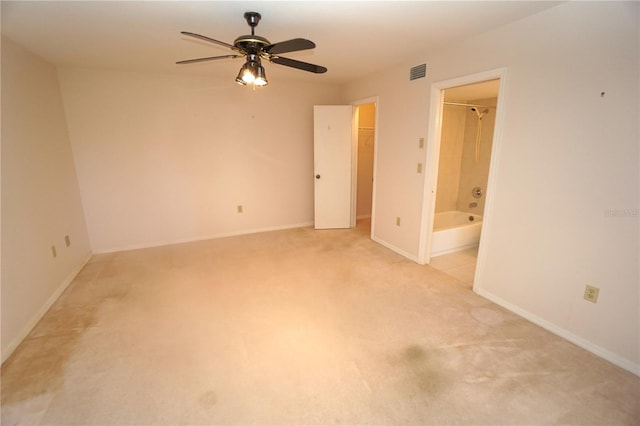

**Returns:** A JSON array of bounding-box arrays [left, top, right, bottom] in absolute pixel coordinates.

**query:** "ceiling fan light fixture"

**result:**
[[236, 57, 268, 87], [235, 65, 248, 85], [239, 61, 256, 84], [254, 64, 268, 86]]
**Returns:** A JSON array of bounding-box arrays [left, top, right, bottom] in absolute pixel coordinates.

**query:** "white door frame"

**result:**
[[418, 68, 508, 290], [351, 96, 379, 237]]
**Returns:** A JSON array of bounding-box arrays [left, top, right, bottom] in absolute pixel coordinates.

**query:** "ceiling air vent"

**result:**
[[410, 63, 427, 81]]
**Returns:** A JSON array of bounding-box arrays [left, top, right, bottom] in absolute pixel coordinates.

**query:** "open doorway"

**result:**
[[351, 99, 377, 236], [429, 81, 499, 286], [355, 104, 375, 222], [419, 68, 506, 291]]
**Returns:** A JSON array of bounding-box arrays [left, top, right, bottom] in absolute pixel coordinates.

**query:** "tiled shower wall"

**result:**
[[436, 97, 497, 215]]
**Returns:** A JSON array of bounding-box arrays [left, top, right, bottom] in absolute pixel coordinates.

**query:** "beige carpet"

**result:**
[[2, 221, 639, 425]]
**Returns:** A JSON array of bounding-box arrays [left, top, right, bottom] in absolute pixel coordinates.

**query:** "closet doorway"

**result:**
[[350, 99, 377, 236]]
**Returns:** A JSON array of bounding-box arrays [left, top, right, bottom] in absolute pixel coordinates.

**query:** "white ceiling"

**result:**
[[1, 1, 561, 85]]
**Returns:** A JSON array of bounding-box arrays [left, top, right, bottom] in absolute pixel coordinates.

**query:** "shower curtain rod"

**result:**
[[443, 101, 497, 109]]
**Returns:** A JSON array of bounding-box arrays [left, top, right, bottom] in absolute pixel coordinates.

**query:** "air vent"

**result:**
[[410, 63, 427, 81]]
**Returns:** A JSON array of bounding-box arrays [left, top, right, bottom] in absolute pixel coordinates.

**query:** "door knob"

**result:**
[[315, 174, 321, 179]]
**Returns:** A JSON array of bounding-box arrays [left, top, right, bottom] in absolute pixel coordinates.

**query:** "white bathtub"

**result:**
[[431, 211, 483, 257]]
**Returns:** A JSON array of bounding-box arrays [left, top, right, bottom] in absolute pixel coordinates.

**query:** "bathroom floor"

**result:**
[[429, 246, 478, 287]]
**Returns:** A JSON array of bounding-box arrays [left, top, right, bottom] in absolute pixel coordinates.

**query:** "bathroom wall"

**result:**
[[435, 97, 496, 215], [457, 97, 497, 215], [435, 106, 466, 213], [356, 103, 376, 218]]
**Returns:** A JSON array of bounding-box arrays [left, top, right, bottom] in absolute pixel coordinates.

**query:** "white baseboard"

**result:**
[[372, 236, 419, 262], [476, 288, 640, 377], [93, 222, 315, 254], [2, 253, 93, 364]]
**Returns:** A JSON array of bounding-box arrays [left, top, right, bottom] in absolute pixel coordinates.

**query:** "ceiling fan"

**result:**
[[176, 11, 327, 86]]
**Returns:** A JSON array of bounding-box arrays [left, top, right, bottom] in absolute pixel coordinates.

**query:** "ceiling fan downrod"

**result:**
[[244, 12, 261, 36]]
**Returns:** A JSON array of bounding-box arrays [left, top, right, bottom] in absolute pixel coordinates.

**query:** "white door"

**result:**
[[313, 105, 353, 229]]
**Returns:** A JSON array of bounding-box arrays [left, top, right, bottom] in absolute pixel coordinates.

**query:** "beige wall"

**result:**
[[343, 65, 430, 259], [58, 68, 342, 252], [1, 37, 92, 361], [356, 103, 375, 218], [343, 2, 639, 373]]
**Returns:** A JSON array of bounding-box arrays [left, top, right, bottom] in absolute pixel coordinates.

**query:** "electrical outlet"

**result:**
[[584, 285, 600, 303], [51, 245, 57, 258], [417, 163, 423, 173], [65, 235, 71, 247], [419, 137, 424, 149], [396, 217, 401, 226], [237, 205, 243, 213]]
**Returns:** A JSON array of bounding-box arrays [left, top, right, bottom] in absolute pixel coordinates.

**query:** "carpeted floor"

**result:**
[[2, 221, 639, 425]]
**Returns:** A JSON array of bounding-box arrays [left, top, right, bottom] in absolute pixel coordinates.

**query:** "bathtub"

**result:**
[[431, 211, 483, 257]]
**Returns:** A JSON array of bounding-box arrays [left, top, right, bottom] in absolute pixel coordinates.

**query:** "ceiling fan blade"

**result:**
[[270, 56, 327, 74], [264, 38, 316, 55], [176, 55, 241, 65], [180, 31, 235, 50]]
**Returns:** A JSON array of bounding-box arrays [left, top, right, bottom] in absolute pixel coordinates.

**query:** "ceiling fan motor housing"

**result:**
[[234, 35, 270, 54]]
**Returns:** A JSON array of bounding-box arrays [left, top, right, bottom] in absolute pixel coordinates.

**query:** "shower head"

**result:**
[[470, 107, 489, 119]]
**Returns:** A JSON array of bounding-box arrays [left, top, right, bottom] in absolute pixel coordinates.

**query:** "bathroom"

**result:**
[[431, 79, 499, 258]]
